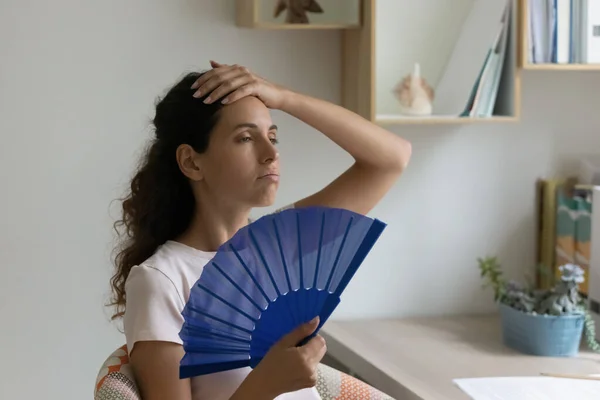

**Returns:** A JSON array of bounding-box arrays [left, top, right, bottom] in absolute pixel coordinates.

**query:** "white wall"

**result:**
[[1, 0, 599, 399]]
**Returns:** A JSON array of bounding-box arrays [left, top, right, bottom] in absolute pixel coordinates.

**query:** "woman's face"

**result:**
[[196, 97, 280, 208]]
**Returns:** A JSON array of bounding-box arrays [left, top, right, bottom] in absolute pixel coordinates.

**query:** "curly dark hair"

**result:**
[[108, 71, 224, 320]]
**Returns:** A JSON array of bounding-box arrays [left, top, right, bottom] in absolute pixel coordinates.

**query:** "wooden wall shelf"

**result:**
[[237, 22, 357, 30], [341, 0, 522, 125], [376, 115, 519, 126], [523, 63, 600, 71], [236, 0, 361, 30], [237, 0, 599, 126]]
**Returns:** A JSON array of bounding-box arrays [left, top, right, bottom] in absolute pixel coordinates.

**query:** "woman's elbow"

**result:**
[[399, 139, 412, 170], [357, 136, 412, 174], [387, 138, 412, 173]]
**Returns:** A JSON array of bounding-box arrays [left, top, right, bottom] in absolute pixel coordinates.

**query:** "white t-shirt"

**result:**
[[123, 239, 321, 400]]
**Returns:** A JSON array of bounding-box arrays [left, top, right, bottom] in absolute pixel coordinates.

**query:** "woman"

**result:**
[[109, 61, 411, 400]]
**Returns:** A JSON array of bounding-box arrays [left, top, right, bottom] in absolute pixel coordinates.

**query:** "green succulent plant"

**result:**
[[477, 256, 600, 352]]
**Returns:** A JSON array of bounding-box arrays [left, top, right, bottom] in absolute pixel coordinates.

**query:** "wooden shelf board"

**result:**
[[375, 114, 519, 125], [523, 63, 600, 71], [246, 22, 360, 30]]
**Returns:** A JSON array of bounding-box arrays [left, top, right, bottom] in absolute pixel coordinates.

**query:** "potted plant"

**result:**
[[478, 256, 600, 357]]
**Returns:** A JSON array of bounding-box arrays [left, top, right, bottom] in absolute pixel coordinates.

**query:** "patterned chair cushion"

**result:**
[[95, 345, 394, 400], [95, 346, 140, 400], [314, 363, 393, 400]]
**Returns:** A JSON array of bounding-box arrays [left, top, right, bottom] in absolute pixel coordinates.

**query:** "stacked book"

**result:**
[[433, 0, 515, 118]]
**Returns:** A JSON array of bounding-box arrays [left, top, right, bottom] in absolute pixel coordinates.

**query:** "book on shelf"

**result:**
[[528, 0, 600, 64], [465, 2, 511, 118], [433, 0, 515, 118], [536, 177, 593, 295], [536, 178, 563, 289]]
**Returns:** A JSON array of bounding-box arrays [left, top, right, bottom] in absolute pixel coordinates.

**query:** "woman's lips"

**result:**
[[259, 174, 280, 182]]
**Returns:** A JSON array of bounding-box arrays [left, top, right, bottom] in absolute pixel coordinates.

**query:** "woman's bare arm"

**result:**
[[130, 341, 193, 400], [130, 342, 267, 399], [191, 62, 411, 215], [280, 91, 412, 215], [129, 318, 326, 400]]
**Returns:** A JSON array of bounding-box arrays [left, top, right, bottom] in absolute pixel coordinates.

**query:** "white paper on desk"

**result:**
[[453, 377, 600, 400]]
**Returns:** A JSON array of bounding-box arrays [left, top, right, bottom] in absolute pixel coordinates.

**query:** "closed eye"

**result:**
[[237, 136, 278, 144]]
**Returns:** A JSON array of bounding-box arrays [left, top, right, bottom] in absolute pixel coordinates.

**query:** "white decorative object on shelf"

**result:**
[[393, 63, 434, 116]]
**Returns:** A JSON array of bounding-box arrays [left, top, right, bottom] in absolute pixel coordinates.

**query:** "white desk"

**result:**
[[321, 314, 600, 400]]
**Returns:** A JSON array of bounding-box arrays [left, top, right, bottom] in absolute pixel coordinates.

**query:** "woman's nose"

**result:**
[[260, 140, 279, 164]]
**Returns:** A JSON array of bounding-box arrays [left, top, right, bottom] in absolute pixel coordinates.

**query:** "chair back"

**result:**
[[94, 345, 140, 400]]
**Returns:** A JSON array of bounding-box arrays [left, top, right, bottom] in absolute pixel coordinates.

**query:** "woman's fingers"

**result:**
[[190, 68, 217, 90], [205, 74, 255, 104], [192, 65, 239, 97], [193, 65, 253, 99], [189, 62, 234, 92], [300, 335, 327, 366], [220, 82, 260, 105], [189, 61, 267, 105]]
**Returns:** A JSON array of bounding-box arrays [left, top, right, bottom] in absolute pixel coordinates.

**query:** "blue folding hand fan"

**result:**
[[179, 206, 386, 379]]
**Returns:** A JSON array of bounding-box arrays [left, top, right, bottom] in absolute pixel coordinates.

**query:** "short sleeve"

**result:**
[[123, 265, 185, 354], [276, 203, 294, 212]]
